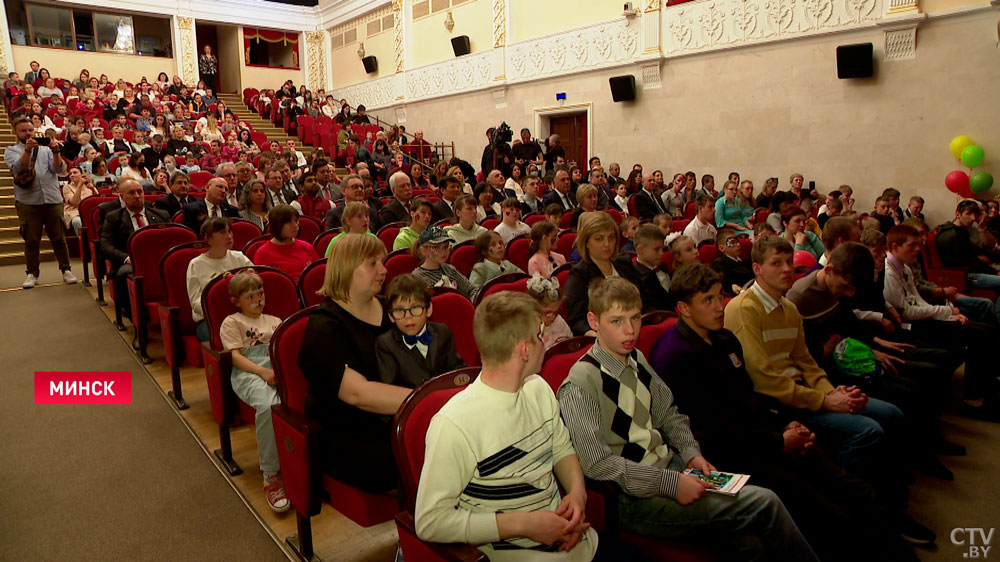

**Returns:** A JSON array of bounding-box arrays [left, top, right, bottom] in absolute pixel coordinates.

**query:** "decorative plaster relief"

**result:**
[[883, 26, 916, 60], [405, 50, 495, 99], [506, 20, 640, 83], [305, 31, 327, 91], [176, 17, 199, 86], [493, 0, 507, 48]]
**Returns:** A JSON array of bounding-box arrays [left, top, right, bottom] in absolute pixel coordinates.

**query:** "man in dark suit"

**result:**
[[541, 169, 576, 211], [379, 171, 413, 226], [141, 134, 168, 175], [154, 170, 195, 217], [431, 176, 461, 223], [631, 224, 675, 311], [181, 178, 240, 234], [324, 174, 380, 231], [100, 179, 170, 325], [264, 168, 298, 208], [520, 176, 544, 215], [589, 167, 619, 211], [633, 172, 668, 220], [486, 169, 509, 203]]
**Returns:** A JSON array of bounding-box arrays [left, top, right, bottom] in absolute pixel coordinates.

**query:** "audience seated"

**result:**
[[469, 230, 524, 286], [493, 198, 531, 245], [412, 226, 479, 300], [444, 195, 487, 244], [186, 218, 253, 341], [380, 171, 413, 226], [290, 172, 330, 223], [781, 206, 825, 260], [62, 167, 97, 233], [682, 194, 718, 246], [526, 221, 566, 278], [392, 198, 433, 252], [936, 200, 1000, 293], [713, 228, 753, 296], [181, 178, 240, 233], [631, 223, 674, 311], [252, 205, 319, 279], [542, 170, 576, 210]]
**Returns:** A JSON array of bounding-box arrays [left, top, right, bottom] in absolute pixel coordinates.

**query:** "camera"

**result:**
[[33, 135, 51, 146], [492, 121, 513, 148]]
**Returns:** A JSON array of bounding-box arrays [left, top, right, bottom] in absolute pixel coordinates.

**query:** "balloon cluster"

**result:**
[[946, 136, 993, 197]]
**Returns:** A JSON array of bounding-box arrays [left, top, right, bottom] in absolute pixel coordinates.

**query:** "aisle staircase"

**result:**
[[217, 93, 319, 162], [0, 110, 56, 267]]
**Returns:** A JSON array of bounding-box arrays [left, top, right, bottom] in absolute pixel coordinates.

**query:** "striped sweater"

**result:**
[[723, 283, 835, 411]]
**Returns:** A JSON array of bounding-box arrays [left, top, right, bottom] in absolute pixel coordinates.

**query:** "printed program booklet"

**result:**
[[682, 469, 750, 496]]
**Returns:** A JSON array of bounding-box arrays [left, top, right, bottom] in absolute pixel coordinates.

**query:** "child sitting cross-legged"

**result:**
[[526, 274, 573, 349], [527, 221, 566, 278], [412, 226, 479, 301], [415, 291, 606, 561], [375, 273, 465, 388], [218, 270, 289, 513], [470, 230, 525, 286]]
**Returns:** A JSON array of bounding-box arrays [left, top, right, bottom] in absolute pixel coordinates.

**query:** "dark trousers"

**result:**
[[111, 264, 133, 320], [910, 319, 999, 401], [201, 73, 217, 93], [15, 201, 71, 276]]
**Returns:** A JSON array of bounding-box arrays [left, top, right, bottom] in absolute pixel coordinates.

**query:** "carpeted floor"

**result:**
[[0, 283, 289, 562]]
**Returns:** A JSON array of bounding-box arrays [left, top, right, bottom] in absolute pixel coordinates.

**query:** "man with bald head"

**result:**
[[405, 129, 432, 163], [633, 172, 667, 220], [543, 134, 565, 173], [324, 174, 381, 231], [486, 169, 508, 203], [608, 162, 624, 187], [541, 169, 576, 210], [101, 179, 170, 325], [181, 177, 240, 234], [379, 171, 413, 225]]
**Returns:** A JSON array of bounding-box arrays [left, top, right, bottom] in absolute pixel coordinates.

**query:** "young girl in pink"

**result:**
[[526, 274, 572, 350], [222, 132, 241, 161], [526, 221, 566, 278]]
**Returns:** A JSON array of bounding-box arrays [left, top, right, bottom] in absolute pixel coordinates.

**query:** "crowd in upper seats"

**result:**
[[11, 60, 1000, 560]]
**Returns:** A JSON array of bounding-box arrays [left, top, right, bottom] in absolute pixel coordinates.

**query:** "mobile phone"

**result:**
[[808, 180, 816, 191]]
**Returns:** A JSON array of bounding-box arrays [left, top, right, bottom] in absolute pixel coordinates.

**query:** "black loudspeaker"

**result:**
[[362, 56, 378, 74], [451, 35, 471, 57], [609, 75, 636, 102], [836, 43, 873, 79]]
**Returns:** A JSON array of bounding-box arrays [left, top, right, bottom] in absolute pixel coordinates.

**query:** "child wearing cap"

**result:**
[[412, 226, 480, 300], [375, 273, 466, 388]]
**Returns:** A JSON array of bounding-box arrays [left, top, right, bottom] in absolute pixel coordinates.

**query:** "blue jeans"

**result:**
[[231, 346, 281, 474], [802, 397, 902, 478], [195, 320, 210, 342], [967, 272, 1000, 291], [955, 295, 1000, 328], [616, 456, 818, 562]]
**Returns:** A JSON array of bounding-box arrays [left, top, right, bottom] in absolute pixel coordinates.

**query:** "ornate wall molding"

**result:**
[[392, 0, 405, 73], [506, 20, 640, 83], [883, 26, 916, 59], [305, 31, 328, 91], [176, 17, 199, 86], [493, 0, 507, 48], [404, 50, 495, 100], [662, 0, 885, 56]]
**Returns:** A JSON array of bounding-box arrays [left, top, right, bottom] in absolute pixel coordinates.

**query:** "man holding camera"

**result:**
[[4, 116, 77, 289], [480, 125, 513, 178]]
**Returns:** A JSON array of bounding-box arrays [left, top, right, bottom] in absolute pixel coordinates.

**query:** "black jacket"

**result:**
[[713, 255, 754, 296], [154, 193, 196, 217], [324, 204, 380, 232], [378, 198, 410, 226], [633, 189, 667, 220], [375, 322, 466, 389], [431, 199, 456, 224], [564, 257, 646, 336], [937, 222, 993, 274], [542, 189, 577, 211], [100, 206, 170, 270], [180, 199, 240, 234]]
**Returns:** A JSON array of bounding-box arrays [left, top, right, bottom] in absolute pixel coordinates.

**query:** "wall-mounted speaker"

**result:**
[[451, 35, 471, 57], [836, 43, 873, 79], [609, 75, 636, 102], [362, 56, 378, 74]]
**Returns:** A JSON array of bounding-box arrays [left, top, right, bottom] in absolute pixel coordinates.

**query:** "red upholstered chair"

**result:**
[[76, 196, 115, 288], [391, 368, 489, 562], [684, 201, 697, 219], [251, 131, 269, 148], [605, 209, 624, 224], [377, 222, 407, 254], [270, 307, 399, 562], [552, 262, 574, 289], [473, 273, 529, 306], [447, 241, 478, 277], [559, 212, 574, 230], [312, 228, 340, 257], [126, 223, 198, 363], [922, 231, 997, 299], [230, 219, 263, 253], [661, 250, 676, 274], [384, 249, 420, 290], [505, 236, 532, 272], [157, 241, 209, 409], [739, 237, 752, 261], [638, 311, 679, 358], [297, 216, 321, 245], [557, 231, 578, 260], [699, 244, 721, 266], [793, 250, 817, 281], [201, 266, 302, 475], [431, 291, 480, 366], [188, 170, 213, 189], [243, 234, 272, 263], [297, 259, 327, 308], [524, 213, 547, 227], [479, 218, 500, 230], [539, 336, 595, 391], [627, 194, 638, 218], [671, 218, 690, 233], [753, 208, 770, 225], [296, 115, 314, 144]]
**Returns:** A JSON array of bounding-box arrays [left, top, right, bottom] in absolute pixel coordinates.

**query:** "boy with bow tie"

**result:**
[[376, 274, 465, 389], [631, 223, 674, 311]]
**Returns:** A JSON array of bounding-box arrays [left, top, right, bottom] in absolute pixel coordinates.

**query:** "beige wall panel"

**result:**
[[217, 26, 242, 94], [370, 12, 1000, 227], [12, 45, 175, 83], [508, 0, 621, 43], [410, 0, 492, 69], [922, 0, 988, 14], [332, 30, 393, 89], [237, 28, 304, 90]]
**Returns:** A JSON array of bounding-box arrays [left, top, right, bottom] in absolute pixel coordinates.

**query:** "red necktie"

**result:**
[[134, 212, 146, 228]]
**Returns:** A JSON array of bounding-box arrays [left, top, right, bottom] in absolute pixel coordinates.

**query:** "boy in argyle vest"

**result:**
[[558, 277, 817, 561]]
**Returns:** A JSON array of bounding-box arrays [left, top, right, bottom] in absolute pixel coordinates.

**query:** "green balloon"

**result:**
[[962, 145, 986, 168], [970, 172, 994, 194]]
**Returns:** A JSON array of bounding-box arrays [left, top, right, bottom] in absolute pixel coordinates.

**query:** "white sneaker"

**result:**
[[62, 270, 78, 284], [22, 274, 37, 289]]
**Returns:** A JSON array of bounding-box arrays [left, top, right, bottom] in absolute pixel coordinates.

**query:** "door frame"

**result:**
[[533, 102, 592, 165]]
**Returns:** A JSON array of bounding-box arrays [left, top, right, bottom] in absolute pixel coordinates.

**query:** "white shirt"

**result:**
[[682, 216, 717, 246], [403, 326, 430, 358], [493, 221, 531, 245], [186, 250, 253, 322]]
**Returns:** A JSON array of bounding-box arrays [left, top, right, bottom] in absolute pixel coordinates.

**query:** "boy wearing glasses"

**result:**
[[376, 273, 465, 388]]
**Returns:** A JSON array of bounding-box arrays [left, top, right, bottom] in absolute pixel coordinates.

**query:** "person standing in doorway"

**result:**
[[199, 45, 219, 93]]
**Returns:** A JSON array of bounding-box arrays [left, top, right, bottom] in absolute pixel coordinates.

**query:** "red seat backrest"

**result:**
[[231, 220, 263, 253], [314, 229, 339, 257], [270, 306, 317, 413], [480, 218, 500, 231], [298, 216, 321, 245], [559, 212, 573, 230], [637, 318, 678, 358], [447, 242, 478, 277], [627, 194, 638, 217], [159, 242, 209, 333], [244, 234, 272, 262], [430, 292, 480, 366], [557, 232, 578, 259], [475, 274, 530, 306], [384, 251, 419, 290], [671, 218, 690, 233], [925, 231, 944, 268], [524, 214, 547, 227], [661, 250, 675, 274], [189, 171, 213, 188], [128, 224, 198, 303], [699, 244, 720, 265], [80, 196, 116, 235], [377, 226, 401, 254], [251, 131, 268, 148], [201, 266, 302, 352], [505, 237, 533, 272], [297, 259, 327, 308], [739, 237, 752, 261], [539, 338, 594, 393], [553, 262, 573, 289], [754, 208, 769, 225], [392, 368, 480, 508], [684, 201, 697, 219], [604, 209, 623, 224]]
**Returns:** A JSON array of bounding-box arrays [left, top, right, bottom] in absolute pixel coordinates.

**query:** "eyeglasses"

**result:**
[[425, 243, 451, 252], [390, 304, 427, 319]]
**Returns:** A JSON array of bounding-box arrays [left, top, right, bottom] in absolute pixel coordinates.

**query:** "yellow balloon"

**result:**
[[951, 135, 975, 159]]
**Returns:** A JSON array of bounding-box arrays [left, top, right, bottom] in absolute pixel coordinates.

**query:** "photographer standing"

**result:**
[[4, 116, 77, 289], [511, 127, 543, 168], [480, 125, 513, 178]]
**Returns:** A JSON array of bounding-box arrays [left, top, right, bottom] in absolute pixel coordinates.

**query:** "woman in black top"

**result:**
[[372, 139, 392, 183], [564, 211, 646, 335], [298, 234, 413, 493], [334, 103, 351, 126]]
